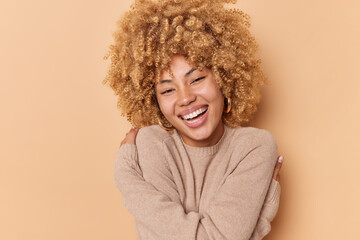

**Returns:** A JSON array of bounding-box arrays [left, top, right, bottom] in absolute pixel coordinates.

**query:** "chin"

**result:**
[[171, 112, 224, 146], [188, 128, 213, 140]]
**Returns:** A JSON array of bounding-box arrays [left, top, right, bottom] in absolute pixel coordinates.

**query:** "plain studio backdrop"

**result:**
[[1, 0, 359, 239]]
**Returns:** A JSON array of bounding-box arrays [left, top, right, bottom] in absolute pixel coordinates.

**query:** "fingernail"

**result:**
[[278, 156, 284, 163]]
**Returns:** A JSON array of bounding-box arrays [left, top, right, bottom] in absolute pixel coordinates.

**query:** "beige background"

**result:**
[[1, 0, 359, 239]]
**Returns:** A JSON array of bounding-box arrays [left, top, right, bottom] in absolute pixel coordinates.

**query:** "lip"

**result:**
[[178, 105, 208, 117]]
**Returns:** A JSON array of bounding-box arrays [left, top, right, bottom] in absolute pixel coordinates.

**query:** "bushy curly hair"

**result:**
[[103, 0, 266, 128]]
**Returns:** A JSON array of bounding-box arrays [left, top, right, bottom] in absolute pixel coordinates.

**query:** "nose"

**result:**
[[177, 86, 196, 106]]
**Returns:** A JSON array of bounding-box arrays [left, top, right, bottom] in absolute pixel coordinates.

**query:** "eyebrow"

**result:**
[[159, 68, 197, 84], [185, 68, 197, 77]]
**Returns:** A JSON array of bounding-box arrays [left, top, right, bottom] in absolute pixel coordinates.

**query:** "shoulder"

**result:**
[[135, 125, 172, 153], [136, 125, 171, 145], [224, 126, 278, 167], [227, 126, 277, 150], [135, 125, 173, 169]]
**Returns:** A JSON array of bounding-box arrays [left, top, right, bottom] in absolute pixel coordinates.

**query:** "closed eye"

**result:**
[[160, 89, 174, 95], [192, 76, 206, 84]]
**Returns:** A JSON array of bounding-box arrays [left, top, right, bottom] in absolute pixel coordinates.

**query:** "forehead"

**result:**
[[159, 55, 203, 80]]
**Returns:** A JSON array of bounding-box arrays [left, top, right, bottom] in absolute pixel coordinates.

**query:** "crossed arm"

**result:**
[[115, 127, 283, 240]]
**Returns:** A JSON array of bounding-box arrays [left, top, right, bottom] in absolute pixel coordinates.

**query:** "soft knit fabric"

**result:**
[[114, 124, 281, 240]]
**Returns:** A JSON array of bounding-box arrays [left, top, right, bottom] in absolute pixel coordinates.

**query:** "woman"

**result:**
[[104, 0, 283, 239]]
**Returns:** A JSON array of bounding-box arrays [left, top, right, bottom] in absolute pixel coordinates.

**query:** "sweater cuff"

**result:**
[[265, 179, 281, 206]]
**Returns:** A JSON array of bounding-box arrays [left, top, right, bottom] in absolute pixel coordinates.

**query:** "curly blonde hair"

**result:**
[[103, 0, 266, 128]]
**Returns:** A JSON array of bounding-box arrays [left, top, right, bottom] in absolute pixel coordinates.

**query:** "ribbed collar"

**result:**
[[174, 125, 229, 157]]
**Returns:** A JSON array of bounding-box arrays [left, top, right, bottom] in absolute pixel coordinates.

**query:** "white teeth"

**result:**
[[184, 117, 201, 123], [182, 107, 207, 120]]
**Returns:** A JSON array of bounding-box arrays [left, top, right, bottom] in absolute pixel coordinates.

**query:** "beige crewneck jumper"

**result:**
[[114, 124, 281, 240]]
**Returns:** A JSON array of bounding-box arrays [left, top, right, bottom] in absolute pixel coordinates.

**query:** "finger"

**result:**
[[272, 155, 284, 179], [276, 155, 283, 170], [128, 126, 140, 136]]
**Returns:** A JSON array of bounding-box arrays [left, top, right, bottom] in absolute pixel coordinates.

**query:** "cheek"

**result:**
[[157, 96, 175, 117], [213, 92, 225, 113], [198, 83, 224, 105]]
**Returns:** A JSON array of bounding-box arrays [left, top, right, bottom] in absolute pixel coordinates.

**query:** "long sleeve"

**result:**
[[114, 128, 279, 240], [136, 146, 281, 240], [193, 132, 278, 240], [114, 144, 202, 240], [250, 179, 281, 240]]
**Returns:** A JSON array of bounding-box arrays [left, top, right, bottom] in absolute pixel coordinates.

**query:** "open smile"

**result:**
[[178, 106, 209, 127]]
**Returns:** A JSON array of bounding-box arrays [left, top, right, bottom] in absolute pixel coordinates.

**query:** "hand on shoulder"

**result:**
[[120, 125, 172, 148], [234, 127, 283, 182], [120, 126, 139, 147]]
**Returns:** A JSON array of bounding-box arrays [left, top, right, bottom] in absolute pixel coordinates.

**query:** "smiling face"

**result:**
[[155, 55, 225, 147]]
